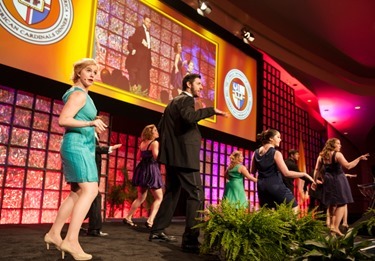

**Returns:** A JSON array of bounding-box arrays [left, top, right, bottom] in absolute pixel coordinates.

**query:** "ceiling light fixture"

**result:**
[[197, 1, 212, 16], [241, 27, 255, 44]]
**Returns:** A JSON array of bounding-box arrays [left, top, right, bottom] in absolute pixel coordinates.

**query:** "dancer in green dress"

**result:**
[[44, 58, 107, 261], [223, 150, 257, 208]]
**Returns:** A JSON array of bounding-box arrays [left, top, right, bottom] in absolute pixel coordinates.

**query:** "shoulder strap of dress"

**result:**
[[332, 151, 337, 163], [146, 140, 155, 150]]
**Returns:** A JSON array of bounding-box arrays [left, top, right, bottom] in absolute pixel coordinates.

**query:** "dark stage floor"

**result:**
[[0, 219, 220, 261]]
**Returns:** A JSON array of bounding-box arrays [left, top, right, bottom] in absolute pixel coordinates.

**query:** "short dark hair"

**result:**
[[182, 73, 201, 91], [288, 149, 299, 156]]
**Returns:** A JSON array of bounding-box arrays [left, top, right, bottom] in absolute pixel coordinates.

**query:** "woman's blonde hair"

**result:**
[[319, 138, 339, 161], [71, 58, 98, 83], [141, 124, 156, 141], [228, 150, 242, 169]]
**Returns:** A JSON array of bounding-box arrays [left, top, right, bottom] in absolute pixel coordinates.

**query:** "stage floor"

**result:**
[[0, 219, 220, 261], [1, 219, 373, 260]]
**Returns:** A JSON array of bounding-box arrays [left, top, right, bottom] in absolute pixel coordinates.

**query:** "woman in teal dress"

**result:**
[[223, 150, 257, 208], [44, 58, 107, 261]]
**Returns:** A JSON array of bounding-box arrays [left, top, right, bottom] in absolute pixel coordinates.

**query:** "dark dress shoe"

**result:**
[[181, 242, 201, 253], [149, 232, 177, 242], [87, 229, 109, 237]]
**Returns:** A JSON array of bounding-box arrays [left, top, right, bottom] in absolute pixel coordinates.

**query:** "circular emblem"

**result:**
[[0, 0, 73, 45], [223, 69, 253, 120]]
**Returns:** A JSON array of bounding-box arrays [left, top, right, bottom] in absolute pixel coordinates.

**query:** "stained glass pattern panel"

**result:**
[[48, 134, 62, 151], [24, 190, 42, 208], [35, 96, 51, 113], [46, 152, 62, 170], [5, 167, 25, 188], [16, 92, 33, 108], [10, 127, 29, 146], [0, 145, 6, 164], [1, 209, 21, 224], [33, 112, 49, 131], [8, 147, 27, 166], [30, 131, 48, 149], [0, 104, 13, 124], [43, 190, 60, 208], [45, 171, 61, 190], [0, 124, 10, 144], [22, 210, 40, 224], [51, 116, 64, 134], [26, 170, 43, 189], [0, 86, 15, 104], [2, 189, 22, 208]]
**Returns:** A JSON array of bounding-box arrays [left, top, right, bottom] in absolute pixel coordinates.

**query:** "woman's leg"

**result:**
[[342, 204, 348, 227], [62, 182, 98, 253], [332, 204, 346, 235], [147, 188, 163, 225], [125, 187, 148, 220], [46, 191, 79, 246]]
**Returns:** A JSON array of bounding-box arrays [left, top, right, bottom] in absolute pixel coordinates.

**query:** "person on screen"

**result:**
[[185, 59, 195, 76], [249, 129, 315, 212], [150, 73, 228, 253], [223, 150, 257, 208], [170, 42, 186, 90], [44, 58, 107, 260], [125, 15, 152, 95]]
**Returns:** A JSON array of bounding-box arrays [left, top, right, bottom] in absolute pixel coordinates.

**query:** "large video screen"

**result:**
[[0, 0, 258, 141]]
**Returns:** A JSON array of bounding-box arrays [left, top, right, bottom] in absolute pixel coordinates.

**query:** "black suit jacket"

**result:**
[[95, 144, 109, 179], [283, 157, 300, 192], [158, 93, 215, 171], [125, 25, 151, 70]]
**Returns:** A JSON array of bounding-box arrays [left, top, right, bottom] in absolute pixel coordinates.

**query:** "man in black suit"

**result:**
[[125, 15, 152, 94], [149, 73, 227, 253], [86, 138, 121, 237]]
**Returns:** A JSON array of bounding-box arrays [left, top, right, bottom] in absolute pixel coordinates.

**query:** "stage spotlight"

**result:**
[[242, 27, 255, 44], [197, 1, 212, 16]]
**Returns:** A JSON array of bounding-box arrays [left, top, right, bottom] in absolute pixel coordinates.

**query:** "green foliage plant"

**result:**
[[197, 200, 327, 261], [295, 208, 375, 260]]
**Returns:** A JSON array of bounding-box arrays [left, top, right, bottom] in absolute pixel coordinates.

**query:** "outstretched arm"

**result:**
[[239, 165, 257, 182], [336, 152, 370, 170], [275, 150, 314, 183]]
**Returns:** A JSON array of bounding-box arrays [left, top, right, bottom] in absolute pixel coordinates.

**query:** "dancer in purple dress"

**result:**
[[123, 124, 163, 228], [312, 138, 369, 236]]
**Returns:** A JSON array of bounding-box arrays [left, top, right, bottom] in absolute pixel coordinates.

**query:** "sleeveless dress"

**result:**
[[254, 147, 297, 208], [60, 87, 98, 183], [321, 151, 354, 206], [170, 56, 183, 89], [223, 164, 248, 208], [132, 140, 163, 189]]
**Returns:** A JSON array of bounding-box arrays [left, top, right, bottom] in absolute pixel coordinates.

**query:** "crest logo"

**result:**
[[15, 0, 51, 25], [0, 0, 73, 45], [224, 69, 253, 120]]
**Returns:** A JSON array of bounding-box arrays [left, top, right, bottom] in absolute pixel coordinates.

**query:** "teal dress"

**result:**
[[60, 87, 98, 183], [223, 164, 247, 208]]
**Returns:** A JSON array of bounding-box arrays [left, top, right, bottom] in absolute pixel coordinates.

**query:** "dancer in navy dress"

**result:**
[[312, 138, 369, 236], [250, 129, 314, 211], [123, 124, 163, 228]]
